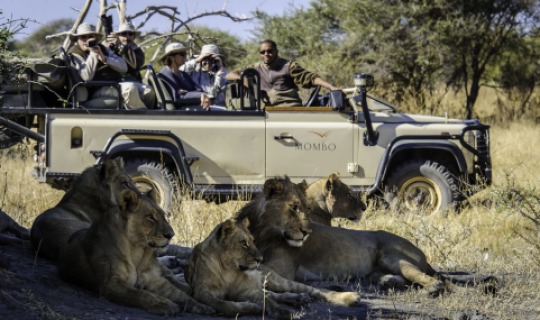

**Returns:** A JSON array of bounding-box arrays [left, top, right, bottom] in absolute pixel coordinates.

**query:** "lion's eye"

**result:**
[[146, 215, 156, 223], [242, 241, 249, 250], [290, 205, 298, 213]]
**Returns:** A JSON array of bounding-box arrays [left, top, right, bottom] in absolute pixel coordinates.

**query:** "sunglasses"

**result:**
[[78, 35, 92, 40], [119, 31, 134, 37], [259, 49, 274, 55]]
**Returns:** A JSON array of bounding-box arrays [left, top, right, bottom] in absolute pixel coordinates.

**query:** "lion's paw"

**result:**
[[378, 274, 406, 289], [321, 290, 360, 306], [184, 299, 215, 315], [146, 298, 180, 316], [427, 280, 446, 298]]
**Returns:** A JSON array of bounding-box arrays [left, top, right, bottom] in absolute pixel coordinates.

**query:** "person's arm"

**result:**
[[289, 61, 338, 91], [313, 77, 339, 91], [225, 71, 240, 81], [102, 48, 128, 74], [181, 58, 198, 73], [71, 52, 98, 81]]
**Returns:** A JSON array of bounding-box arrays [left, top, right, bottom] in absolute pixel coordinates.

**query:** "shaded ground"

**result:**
[[0, 238, 370, 320], [0, 230, 497, 320]]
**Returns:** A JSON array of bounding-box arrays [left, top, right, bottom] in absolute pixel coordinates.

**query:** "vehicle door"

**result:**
[[265, 107, 356, 182]]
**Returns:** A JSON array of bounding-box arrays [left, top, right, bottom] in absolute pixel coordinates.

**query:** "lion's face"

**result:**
[[324, 173, 366, 222], [218, 218, 262, 271], [121, 190, 174, 248], [101, 158, 140, 205], [263, 177, 312, 247]]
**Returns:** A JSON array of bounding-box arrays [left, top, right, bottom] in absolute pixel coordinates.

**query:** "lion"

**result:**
[[0, 210, 30, 246], [237, 176, 497, 297], [30, 158, 136, 260], [184, 217, 359, 319], [307, 173, 366, 226], [57, 189, 215, 316]]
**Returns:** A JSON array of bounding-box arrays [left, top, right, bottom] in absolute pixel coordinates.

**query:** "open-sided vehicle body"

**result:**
[[0, 63, 491, 213]]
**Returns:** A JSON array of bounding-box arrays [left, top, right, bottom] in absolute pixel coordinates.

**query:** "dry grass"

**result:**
[[1, 121, 539, 319]]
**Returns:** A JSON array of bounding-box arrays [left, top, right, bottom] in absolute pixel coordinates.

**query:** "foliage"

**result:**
[[14, 19, 74, 58], [0, 10, 24, 83], [139, 24, 246, 69], [253, 0, 540, 119]]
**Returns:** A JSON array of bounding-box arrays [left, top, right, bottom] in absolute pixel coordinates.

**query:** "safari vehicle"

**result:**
[[0, 60, 492, 214]]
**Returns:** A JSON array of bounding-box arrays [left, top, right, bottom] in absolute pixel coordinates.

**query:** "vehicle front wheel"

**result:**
[[123, 159, 177, 213], [384, 159, 460, 214]]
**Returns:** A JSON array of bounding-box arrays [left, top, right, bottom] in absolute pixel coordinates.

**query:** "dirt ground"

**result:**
[[0, 226, 496, 320]]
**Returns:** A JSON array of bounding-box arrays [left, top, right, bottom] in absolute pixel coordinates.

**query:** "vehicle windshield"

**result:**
[[365, 95, 399, 112]]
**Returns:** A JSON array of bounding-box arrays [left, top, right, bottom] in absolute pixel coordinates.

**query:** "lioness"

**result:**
[[307, 173, 366, 226], [185, 217, 359, 319], [30, 158, 136, 260], [58, 189, 214, 316], [237, 176, 454, 296], [0, 210, 30, 246]]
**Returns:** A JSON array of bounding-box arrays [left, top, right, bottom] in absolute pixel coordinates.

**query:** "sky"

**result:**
[[2, 0, 313, 40]]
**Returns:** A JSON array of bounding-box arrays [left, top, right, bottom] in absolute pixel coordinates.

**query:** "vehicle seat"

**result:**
[[143, 65, 176, 110], [144, 65, 203, 110], [225, 68, 262, 111], [60, 47, 121, 109]]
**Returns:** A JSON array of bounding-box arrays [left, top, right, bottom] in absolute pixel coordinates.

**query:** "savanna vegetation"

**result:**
[[1, 0, 540, 319], [2, 0, 540, 124]]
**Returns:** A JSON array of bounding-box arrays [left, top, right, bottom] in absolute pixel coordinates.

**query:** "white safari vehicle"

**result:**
[[0, 63, 491, 213]]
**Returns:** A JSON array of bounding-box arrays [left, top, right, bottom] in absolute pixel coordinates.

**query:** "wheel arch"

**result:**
[[367, 141, 467, 196], [99, 138, 193, 185]]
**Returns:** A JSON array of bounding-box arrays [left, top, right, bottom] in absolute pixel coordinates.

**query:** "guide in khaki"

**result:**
[[0, 71, 491, 214]]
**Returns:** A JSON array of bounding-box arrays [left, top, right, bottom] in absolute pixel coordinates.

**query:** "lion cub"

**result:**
[[58, 190, 214, 316], [185, 218, 359, 319]]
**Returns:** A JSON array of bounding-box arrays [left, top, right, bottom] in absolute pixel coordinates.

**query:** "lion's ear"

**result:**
[[298, 180, 308, 193], [102, 158, 124, 180], [219, 219, 236, 243], [326, 173, 340, 191], [119, 189, 140, 214], [264, 179, 283, 199], [240, 217, 250, 230]]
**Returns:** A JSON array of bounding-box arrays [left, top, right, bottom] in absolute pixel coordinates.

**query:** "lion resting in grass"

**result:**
[[307, 173, 366, 226], [237, 176, 465, 297], [30, 158, 136, 260], [58, 189, 214, 316], [184, 217, 359, 319]]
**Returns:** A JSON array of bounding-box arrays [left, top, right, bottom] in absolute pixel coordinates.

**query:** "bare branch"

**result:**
[[62, 0, 94, 50]]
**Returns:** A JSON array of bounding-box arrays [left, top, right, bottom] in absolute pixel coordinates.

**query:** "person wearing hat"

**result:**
[[227, 39, 338, 107], [107, 21, 144, 81], [180, 44, 228, 106], [106, 21, 155, 107], [158, 42, 212, 110], [68, 23, 150, 109]]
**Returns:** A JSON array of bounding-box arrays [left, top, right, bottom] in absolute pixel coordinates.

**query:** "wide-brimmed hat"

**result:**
[[112, 22, 140, 36], [70, 23, 102, 41], [159, 42, 187, 62], [197, 44, 222, 57]]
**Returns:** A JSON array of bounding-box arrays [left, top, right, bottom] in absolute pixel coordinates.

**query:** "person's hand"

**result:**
[[105, 34, 119, 48], [88, 41, 106, 62], [195, 53, 212, 63], [201, 93, 211, 110]]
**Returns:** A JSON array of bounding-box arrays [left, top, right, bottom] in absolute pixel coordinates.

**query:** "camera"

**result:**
[[203, 57, 220, 73], [86, 39, 98, 48]]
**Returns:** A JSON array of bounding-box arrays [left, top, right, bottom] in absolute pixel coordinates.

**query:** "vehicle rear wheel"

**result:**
[[123, 159, 177, 213], [384, 159, 460, 214]]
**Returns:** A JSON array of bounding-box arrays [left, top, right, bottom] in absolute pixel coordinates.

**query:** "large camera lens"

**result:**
[[209, 57, 219, 72]]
